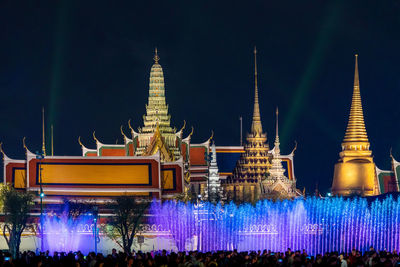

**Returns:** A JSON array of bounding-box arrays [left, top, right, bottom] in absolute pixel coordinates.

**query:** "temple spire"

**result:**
[[275, 107, 279, 144], [342, 54, 369, 146], [273, 107, 281, 156], [264, 107, 287, 182], [154, 47, 159, 64], [251, 46, 263, 134]]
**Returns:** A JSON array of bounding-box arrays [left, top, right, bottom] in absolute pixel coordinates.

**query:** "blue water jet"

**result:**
[[42, 209, 96, 254], [150, 195, 400, 254]]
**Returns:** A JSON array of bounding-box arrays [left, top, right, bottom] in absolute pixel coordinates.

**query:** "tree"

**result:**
[[101, 195, 149, 252], [0, 184, 34, 259]]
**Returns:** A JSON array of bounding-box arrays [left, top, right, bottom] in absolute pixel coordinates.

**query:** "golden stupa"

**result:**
[[332, 55, 379, 196]]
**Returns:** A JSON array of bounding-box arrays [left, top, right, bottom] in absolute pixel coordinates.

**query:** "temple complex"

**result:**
[[1, 48, 302, 204], [4, 49, 398, 204], [2, 48, 400, 255], [332, 55, 380, 196]]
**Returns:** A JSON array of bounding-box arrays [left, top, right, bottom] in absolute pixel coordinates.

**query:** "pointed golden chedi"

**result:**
[[332, 55, 379, 196]]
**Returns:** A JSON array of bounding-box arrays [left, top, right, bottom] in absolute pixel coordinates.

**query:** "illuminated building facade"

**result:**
[[1, 49, 213, 202]]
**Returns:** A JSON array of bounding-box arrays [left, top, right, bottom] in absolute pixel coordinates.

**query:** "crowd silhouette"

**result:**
[[1, 247, 399, 267]]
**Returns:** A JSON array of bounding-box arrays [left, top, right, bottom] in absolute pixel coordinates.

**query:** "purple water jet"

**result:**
[[150, 195, 400, 254], [41, 210, 96, 254]]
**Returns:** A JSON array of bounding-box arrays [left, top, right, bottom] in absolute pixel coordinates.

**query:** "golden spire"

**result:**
[[342, 54, 369, 146], [275, 107, 279, 144], [275, 107, 279, 140], [42, 107, 46, 156], [154, 47, 159, 64], [251, 46, 263, 134]]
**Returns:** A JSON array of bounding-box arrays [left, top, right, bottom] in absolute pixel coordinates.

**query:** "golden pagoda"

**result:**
[[225, 47, 271, 203], [332, 55, 379, 196]]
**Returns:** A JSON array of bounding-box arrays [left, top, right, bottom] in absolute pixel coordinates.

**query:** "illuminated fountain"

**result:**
[[42, 209, 96, 253], [150, 195, 400, 254]]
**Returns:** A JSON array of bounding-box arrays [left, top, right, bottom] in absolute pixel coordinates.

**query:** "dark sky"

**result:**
[[1, 0, 400, 194]]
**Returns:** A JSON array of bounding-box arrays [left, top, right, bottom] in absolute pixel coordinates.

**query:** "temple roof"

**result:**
[[230, 48, 270, 182]]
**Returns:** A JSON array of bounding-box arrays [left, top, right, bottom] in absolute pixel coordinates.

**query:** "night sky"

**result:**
[[1, 0, 400, 194]]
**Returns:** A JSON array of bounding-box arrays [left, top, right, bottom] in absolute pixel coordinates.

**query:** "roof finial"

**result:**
[[93, 131, 99, 142], [354, 54, 359, 88], [154, 47, 159, 63], [23, 136, 27, 150], [290, 140, 298, 156], [78, 136, 84, 147], [128, 119, 133, 131], [208, 130, 214, 142], [0, 142, 4, 159], [179, 120, 186, 133], [120, 125, 127, 139]]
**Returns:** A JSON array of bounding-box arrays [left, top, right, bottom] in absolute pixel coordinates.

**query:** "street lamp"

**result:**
[[36, 151, 45, 253], [93, 206, 98, 254]]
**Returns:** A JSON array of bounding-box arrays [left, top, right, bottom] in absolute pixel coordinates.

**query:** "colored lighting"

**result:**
[[150, 196, 400, 254], [42, 206, 97, 254]]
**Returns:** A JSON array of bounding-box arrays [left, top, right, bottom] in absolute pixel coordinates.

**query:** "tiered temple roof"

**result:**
[[230, 47, 270, 182], [225, 47, 271, 202], [262, 108, 299, 198]]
